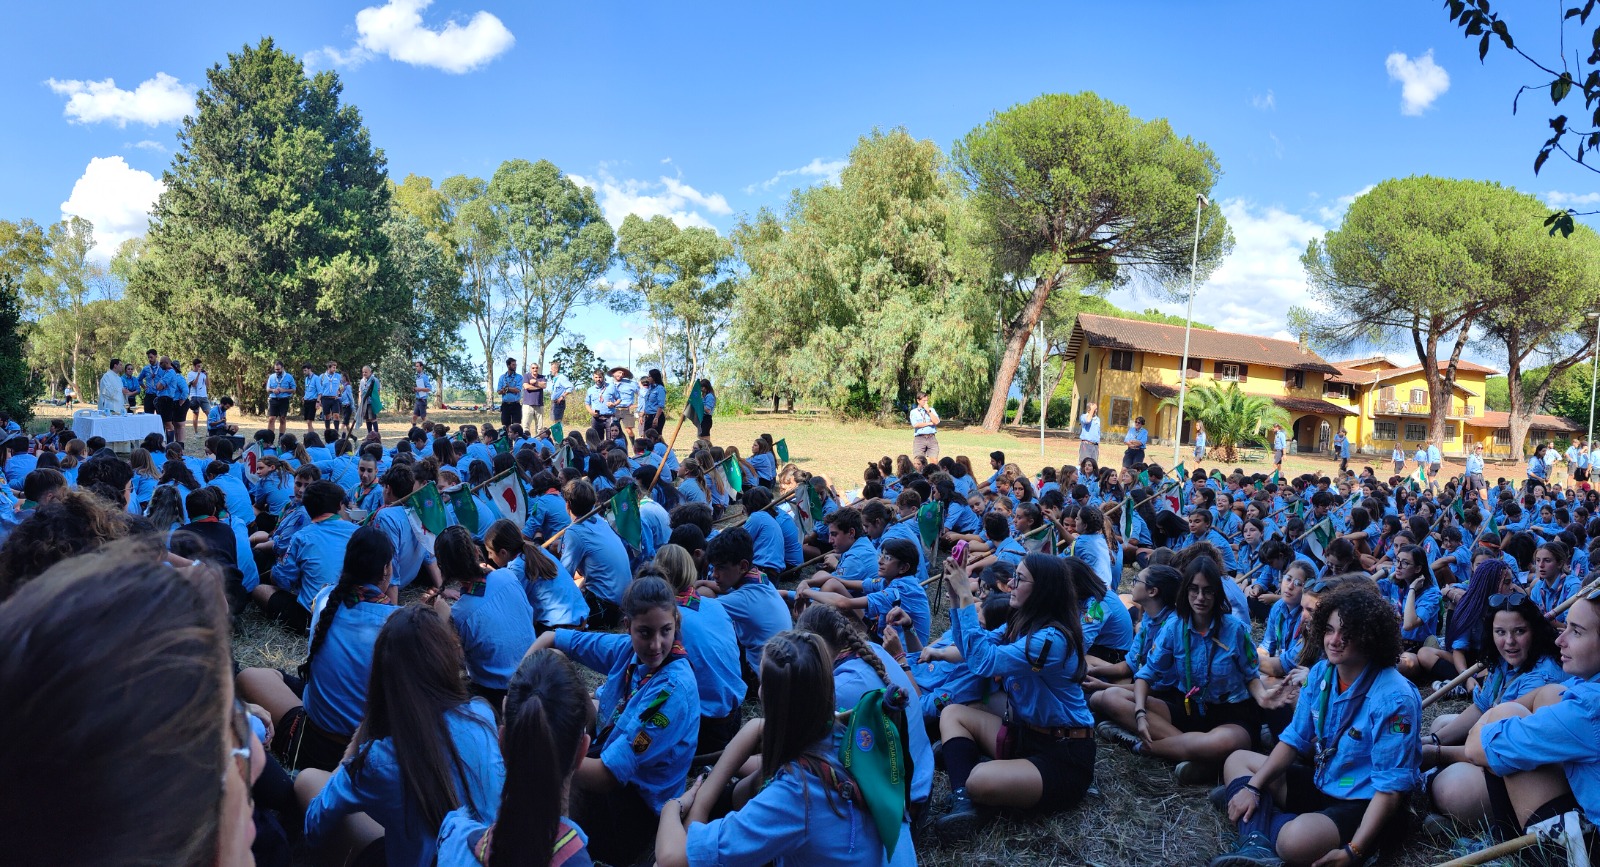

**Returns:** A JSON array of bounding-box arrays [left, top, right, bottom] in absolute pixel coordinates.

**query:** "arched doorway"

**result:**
[[1291, 415, 1325, 453]]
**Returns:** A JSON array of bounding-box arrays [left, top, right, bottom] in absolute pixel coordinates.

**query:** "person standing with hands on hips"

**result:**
[[496, 358, 522, 430], [1122, 416, 1148, 469], [910, 392, 940, 460], [546, 360, 572, 428], [1079, 401, 1101, 462]]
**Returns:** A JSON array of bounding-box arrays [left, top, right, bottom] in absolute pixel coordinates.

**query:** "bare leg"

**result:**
[[295, 769, 384, 867], [237, 667, 302, 726], [940, 704, 1046, 809], [1432, 762, 1492, 825]]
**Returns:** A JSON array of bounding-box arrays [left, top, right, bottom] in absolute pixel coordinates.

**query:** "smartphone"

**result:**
[[951, 539, 969, 563]]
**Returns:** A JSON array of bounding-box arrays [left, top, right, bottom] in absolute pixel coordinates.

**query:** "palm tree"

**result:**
[[1159, 381, 1291, 463]]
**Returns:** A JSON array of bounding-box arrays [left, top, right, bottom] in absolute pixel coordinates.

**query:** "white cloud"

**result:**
[[568, 169, 732, 230], [744, 157, 848, 194], [1543, 191, 1600, 208], [60, 156, 164, 258], [1385, 50, 1449, 116], [45, 72, 193, 127], [127, 139, 167, 153], [1268, 132, 1284, 159], [1316, 184, 1375, 223], [1251, 90, 1276, 111], [310, 0, 514, 74], [1107, 198, 1328, 339]]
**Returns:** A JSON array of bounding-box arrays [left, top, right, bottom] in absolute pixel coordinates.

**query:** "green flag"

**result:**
[[721, 456, 744, 491], [492, 435, 511, 455], [1452, 495, 1466, 522], [1410, 464, 1427, 493], [1268, 470, 1280, 485], [685, 379, 705, 425], [1171, 462, 1186, 481], [1293, 499, 1305, 519], [610, 484, 643, 548], [549, 421, 563, 445], [917, 502, 942, 549], [443, 484, 481, 534], [1305, 517, 1335, 562], [403, 481, 448, 536], [775, 438, 790, 463], [1210, 469, 1226, 485], [1137, 469, 1150, 487], [838, 688, 909, 859], [807, 483, 826, 524], [1120, 496, 1136, 537], [1485, 511, 1500, 538]]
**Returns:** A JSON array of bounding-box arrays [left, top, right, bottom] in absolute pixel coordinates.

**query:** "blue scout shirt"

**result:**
[[1263, 597, 1301, 658], [451, 570, 537, 691], [1473, 656, 1567, 713], [718, 572, 791, 673], [301, 373, 320, 401], [558, 515, 632, 605], [1179, 528, 1239, 572], [302, 595, 397, 736], [414, 372, 433, 400], [1279, 662, 1422, 800], [437, 811, 591, 867], [951, 603, 1092, 729], [266, 371, 295, 400], [522, 490, 572, 541], [1070, 533, 1117, 591], [834, 642, 934, 805], [1081, 592, 1135, 656], [1136, 613, 1258, 705], [747, 452, 777, 483], [139, 362, 161, 396], [860, 572, 932, 647], [1080, 413, 1100, 443], [744, 510, 788, 573], [605, 377, 640, 410], [207, 474, 253, 525], [642, 382, 666, 414], [498, 554, 588, 628], [676, 594, 746, 718], [272, 516, 357, 612], [306, 699, 504, 867], [833, 535, 878, 586], [497, 371, 521, 404], [317, 373, 341, 399], [1128, 607, 1178, 691], [775, 507, 804, 567], [1482, 673, 1600, 823], [554, 630, 699, 811], [1531, 573, 1584, 623], [585, 383, 608, 414], [372, 505, 436, 588], [943, 500, 982, 535]]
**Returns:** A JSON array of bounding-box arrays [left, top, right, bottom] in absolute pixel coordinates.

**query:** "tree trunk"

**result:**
[[773, 393, 780, 413], [981, 274, 1059, 432], [1508, 413, 1533, 460]]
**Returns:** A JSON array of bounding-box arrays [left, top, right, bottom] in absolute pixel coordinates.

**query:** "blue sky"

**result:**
[[3, 0, 1595, 370]]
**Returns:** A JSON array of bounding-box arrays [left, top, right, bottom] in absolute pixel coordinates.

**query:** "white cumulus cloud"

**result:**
[[128, 139, 167, 153], [310, 0, 514, 73], [744, 157, 848, 194], [1316, 184, 1375, 223], [1385, 50, 1449, 116], [1107, 198, 1328, 339], [45, 72, 194, 127], [1544, 191, 1600, 208], [60, 156, 164, 258], [569, 169, 732, 231], [1251, 90, 1276, 111]]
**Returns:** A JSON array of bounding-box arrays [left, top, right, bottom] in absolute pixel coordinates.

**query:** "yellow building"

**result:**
[[1062, 314, 1582, 459]]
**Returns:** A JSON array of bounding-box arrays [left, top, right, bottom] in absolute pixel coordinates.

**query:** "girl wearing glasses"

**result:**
[[1099, 556, 1292, 785], [1385, 545, 1445, 686], [1425, 592, 1563, 830]]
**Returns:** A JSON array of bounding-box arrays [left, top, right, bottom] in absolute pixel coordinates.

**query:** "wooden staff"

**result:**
[[1100, 479, 1179, 517], [1435, 833, 1540, 867], [539, 499, 608, 551], [1423, 575, 1600, 708], [1232, 560, 1266, 587], [646, 372, 701, 495], [777, 552, 829, 580]]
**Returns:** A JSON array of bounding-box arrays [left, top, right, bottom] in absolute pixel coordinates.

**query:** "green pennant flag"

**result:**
[[610, 484, 643, 548], [775, 438, 790, 463], [807, 483, 826, 524], [1410, 464, 1427, 493], [1293, 499, 1305, 519], [1120, 496, 1136, 537], [403, 481, 448, 536], [1485, 511, 1500, 537], [1137, 469, 1150, 487], [1171, 462, 1186, 481], [838, 688, 909, 859], [685, 379, 705, 425], [1268, 470, 1280, 485], [1452, 495, 1466, 522], [492, 435, 511, 455], [917, 501, 942, 549], [721, 455, 744, 491], [443, 484, 480, 534], [1307, 518, 1335, 561], [549, 421, 563, 445]]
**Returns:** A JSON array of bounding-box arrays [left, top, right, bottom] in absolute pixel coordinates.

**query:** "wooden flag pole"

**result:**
[[646, 372, 700, 495], [1434, 833, 1540, 867], [539, 499, 609, 551], [1101, 478, 1180, 518]]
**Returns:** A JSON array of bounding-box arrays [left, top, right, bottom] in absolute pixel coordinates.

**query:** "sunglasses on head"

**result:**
[[1488, 593, 1527, 609], [1304, 578, 1335, 594]]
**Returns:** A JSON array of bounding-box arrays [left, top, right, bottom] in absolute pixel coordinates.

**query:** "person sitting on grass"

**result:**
[[1424, 592, 1565, 833], [698, 527, 790, 683], [797, 506, 878, 594], [1381, 544, 1446, 686], [1258, 560, 1312, 680], [652, 545, 747, 753], [481, 517, 589, 633], [1096, 555, 1292, 785], [1209, 585, 1421, 867], [531, 576, 700, 867], [966, 510, 1029, 573], [1085, 563, 1182, 691], [426, 525, 535, 712], [796, 536, 932, 647], [934, 553, 1097, 842], [252, 480, 354, 632], [905, 584, 1013, 731], [435, 648, 597, 867], [557, 478, 632, 628], [1459, 587, 1600, 863]]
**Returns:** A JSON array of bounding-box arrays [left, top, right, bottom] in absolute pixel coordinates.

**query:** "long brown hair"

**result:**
[[757, 631, 838, 789], [488, 650, 595, 867]]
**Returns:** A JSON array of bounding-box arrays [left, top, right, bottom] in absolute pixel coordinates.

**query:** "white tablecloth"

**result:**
[[72, 411, 164, 443]]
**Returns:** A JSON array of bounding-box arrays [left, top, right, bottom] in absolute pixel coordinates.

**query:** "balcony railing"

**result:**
[[1376, 399, 1430, 416]]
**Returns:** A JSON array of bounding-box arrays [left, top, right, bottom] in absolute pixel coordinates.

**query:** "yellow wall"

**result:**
[[1343, 369, 1498, 457]]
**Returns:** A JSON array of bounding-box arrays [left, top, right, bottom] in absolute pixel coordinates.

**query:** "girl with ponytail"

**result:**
[[483, 518, 589, 631], [235, 524, 399, 772], [437, 649, 597, 867]]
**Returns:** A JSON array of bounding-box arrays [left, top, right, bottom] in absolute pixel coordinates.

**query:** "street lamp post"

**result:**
[[1173, 192, 1209, 466], [628, 337, 633, 373], [1587, 312, 1600, 445]]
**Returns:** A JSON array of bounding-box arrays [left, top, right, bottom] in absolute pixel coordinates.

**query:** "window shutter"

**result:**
[[1238, 363, 1249, 382], [1187, 357, 1202, 372]]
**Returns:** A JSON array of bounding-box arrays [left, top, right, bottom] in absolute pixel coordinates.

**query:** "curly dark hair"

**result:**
[[1305, 584, 1402, 671]]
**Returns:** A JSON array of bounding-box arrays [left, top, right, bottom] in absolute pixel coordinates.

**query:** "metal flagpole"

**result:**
[[1040, 322, 1046, 456], [1173, 192, 1208, 466]]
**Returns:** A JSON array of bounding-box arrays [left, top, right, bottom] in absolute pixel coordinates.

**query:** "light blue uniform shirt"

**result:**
[[834, 642, 934, 805], [1530, 573, 1584, 623], [1080, 413, 1101, 444], [1081, 592, 1135, 655], [301, 373, 320, 401], [302, 598, 397, 736], [266, 371, 294, 399], [436, 811, 590, 867], [952, 603, 1092, 728], [1473, 656, 1567, 713], [1278, 663, 1422, 800], [1482, 673, 1600, 823], [1274, 430, 1287, 451], [1126, 426, 1149, 448], [306, 699, 503, 867], [558, 515, 632, 605], [585, 384, 608, 414], [775, 507, 805, 567], [744, 510, 788, 573], [678, 594, 747, 718], [642, 383, 666, 414], [1128, 607, 1178, 691], [317, 373, 341, 399], [859, 565, 933, 647], [1069, 534, 1116, 591], [1428, 444, 1441, 464], [452, 570, 536, 690], [522, 491, 572, 541], [1136, 614, 1258, 705], [500, 554, 589, 628], [718, 574, 791, 673], [605, 378, 640, 410], [747, 452, 777, 483], [910, 406, 937, 436], [413, 372, 433, 399], [207, 474, 254, 525], [372, 505, 436, 588], [943, 500, 981, 535], [547, 372, 573, 402], [272, 517, 357, 611], [554, 630, 699, 811]]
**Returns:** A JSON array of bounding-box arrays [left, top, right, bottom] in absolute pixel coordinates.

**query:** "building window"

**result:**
[[1220, 363, 1240, 382], [1375, 421, 1397, 440], [1495, 429, 1511, 446], [1109, 397, 1132, 428], [1284, 369, 1304, 389], [1378, 385, 1395, 402], [1444, 422, 1457, 441], [1410, 388, 1427, 405], [1405, 423, 1427, 441], [1109, 349, 1134, 372]]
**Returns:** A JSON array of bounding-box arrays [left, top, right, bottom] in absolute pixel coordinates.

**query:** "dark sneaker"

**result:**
[[1208, 833, 1283, 867], [1175, 760, 1219, 785], [1208, 784, 1231, 812], [1095, 720, 1142, 753], [934, 788, 985, 845]]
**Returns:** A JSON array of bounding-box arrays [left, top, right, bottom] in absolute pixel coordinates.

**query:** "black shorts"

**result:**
[[155, 396, 175, 422], [1278, 762, 1378, 845], [698, 711, 741, 754], [551, 399, 566, 422], [1087, 644, 1127, 664], [142, 393, 156, 414], [268, 397, 290, 418], [261, 589, 311, 631], [413, 397, 428, 418], [271, 673, 351, 772], [319, 396, 340, 422], [500, 402, 519, 428], [1159, 696, 1262, 743], [301, 399, 318, 421], [1015, 728, 1096, 812], [571, 782, 657, 867]]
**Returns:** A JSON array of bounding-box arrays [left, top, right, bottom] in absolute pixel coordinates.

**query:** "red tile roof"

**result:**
[[1066, 314, 1340, 374], [1138, 383, 1356, 417], [1329, 358, 1502, 385], [1473, 411, 1582, 433]]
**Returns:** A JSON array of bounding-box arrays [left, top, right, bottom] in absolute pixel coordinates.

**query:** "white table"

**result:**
[[71, 411, 164, 444]]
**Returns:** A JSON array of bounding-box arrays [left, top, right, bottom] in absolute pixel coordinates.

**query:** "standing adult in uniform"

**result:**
[[266, 360, 294, 439], [1122, 416, 1148, 469], [185, 359, 210, 434], [605, 366, 639, 434], [521, 361, 547, 435], [586, 369, 611, 438], [496, 358, 522, 430], [137, 349, 160, 416], [1079, 401, 1101, 463], [546, 360, 572, 429], [319, 361, 343, 439], [1271, 424, 1287, 473], [910, 392, 940, 461], [1465, 442, 1486, 506], [411, 361, 432, 426]]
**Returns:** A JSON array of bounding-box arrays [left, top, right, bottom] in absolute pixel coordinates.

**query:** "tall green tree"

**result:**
[[1159, 382, 1290, 463], [22, 216, 111, 397], [731, 128, 995, 419], [616, 214, 738, 382], [440, 174, 513, 401], [486, 159, 614, 369], [128, 38, 398, 412], [376, 206, 471, 408], [954, 92, 1231, 431], [551, 338, 607, 383], [1299, 177, 1534, 444], [0, 220, 47, 422]]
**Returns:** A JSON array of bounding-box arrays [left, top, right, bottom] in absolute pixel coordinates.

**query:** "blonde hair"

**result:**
[[653, 544, 699, 593]]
